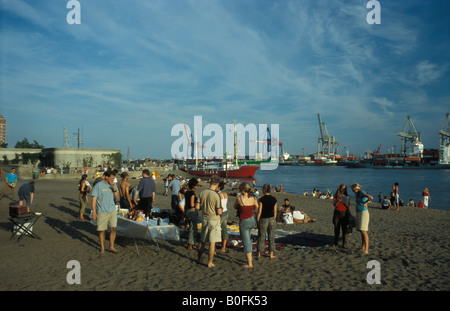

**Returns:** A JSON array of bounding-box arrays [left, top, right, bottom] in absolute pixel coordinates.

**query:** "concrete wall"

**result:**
[[41, 148, 122, 169], [0, 148, 42, 162]]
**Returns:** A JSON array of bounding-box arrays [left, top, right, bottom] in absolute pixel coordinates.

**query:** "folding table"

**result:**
[[9, 213, 41, 242], [115, 216, 180, 255]]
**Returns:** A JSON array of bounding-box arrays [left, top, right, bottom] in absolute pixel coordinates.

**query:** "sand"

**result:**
[[0, 170, 449, 293]]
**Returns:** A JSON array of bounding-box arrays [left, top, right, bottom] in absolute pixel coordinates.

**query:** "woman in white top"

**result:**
[[217, 181, 229, 253]]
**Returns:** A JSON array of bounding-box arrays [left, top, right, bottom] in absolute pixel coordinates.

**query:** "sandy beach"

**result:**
[[0, 170, 449, 293]]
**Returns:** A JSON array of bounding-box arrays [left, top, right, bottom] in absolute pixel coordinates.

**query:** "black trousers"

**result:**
[[139, 197, 153, 217], [332, 210, 349, 246]]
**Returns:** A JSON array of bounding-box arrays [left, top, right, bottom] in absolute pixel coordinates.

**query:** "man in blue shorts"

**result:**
[[91, 170, 120, 254], [0, 168, 18, 201]]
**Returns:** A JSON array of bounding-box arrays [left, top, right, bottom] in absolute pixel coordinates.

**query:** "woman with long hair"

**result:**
[[78, 174, 89, 220], [351, 183, 373, 255], [217, 181, 229, 253], [233, 182, 259, 268], [332, 184, 350, 248], [185, 178, 200, 250]]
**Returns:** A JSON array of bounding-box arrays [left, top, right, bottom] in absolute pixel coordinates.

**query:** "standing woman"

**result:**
[[257, 184, 277, 259], [351, 183, 373, 255], [217, 181, 229, 253], [185, 178, 200, 250], [422, 188, 431, 209], [234, 182, 259, 268], [78, 174, 89, 220], [332, 184, 350, 248]]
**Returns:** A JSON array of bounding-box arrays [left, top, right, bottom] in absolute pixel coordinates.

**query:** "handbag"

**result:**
[[347, 212, 356, 233], [283, 212, 294, 224]]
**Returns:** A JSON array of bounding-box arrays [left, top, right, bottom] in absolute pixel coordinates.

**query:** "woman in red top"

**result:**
[[332, 184, 350, 248], [234, 182, 259, 268], [422, 188, 431, 209]]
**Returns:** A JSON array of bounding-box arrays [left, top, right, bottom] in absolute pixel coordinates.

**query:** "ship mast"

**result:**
[[127, 144, 130, 165], [195, 127, 198, 168], [234, 120, 239, 169]]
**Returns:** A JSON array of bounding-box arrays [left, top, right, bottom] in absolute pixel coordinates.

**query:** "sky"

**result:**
[[1, 0, 449, 160]]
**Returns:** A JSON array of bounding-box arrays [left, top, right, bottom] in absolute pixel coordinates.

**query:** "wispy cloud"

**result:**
[[1, 0, 449, 157]]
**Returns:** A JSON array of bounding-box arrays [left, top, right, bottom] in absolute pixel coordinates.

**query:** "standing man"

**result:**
[[138, 169, 156, 218], [91, 170, 120, 254], [0, 168, 18, 201], [169, 174, 182, 222], [197, 175, 223, 268], [118, 172, 132, 210], [18, 180, 35, 207]]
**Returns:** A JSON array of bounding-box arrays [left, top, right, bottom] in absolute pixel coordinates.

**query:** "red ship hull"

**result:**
[[182, 165, 259, 178]]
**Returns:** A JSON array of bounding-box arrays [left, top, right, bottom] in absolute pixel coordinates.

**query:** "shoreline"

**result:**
[[12, 166, 449, 211], [0, 176, 449, 291]]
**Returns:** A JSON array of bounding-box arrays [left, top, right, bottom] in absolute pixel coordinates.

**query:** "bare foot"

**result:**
[[207, 263, 216, 268], [242, 264, 254, 269], [109, 248, 118, 254]]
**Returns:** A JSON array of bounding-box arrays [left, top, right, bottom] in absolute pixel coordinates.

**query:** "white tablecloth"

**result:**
[[116, 216, 180, 242]]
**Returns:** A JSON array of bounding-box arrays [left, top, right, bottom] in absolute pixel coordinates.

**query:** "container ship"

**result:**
[[345, 114, 450, 169]]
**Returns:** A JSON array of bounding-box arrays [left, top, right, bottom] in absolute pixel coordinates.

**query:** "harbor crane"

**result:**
[[398, 116, 421, 156], [63, 126, 72, 148], [317, 113, 338, 159], [438, 113, 450, 164], [250, 126, 283, 159], [438, 113, 450, 148]]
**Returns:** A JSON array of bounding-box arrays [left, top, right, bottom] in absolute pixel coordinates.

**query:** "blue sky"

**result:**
[[1, 0, 449, 160]]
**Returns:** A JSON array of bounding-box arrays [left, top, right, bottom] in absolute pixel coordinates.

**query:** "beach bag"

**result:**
[[347, 213, 356, 233], [283, 212, 293, 224]]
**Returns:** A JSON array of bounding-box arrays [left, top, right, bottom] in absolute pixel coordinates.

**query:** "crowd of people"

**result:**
[[377, 183, 431, 210], [0, 164, 437, 268]]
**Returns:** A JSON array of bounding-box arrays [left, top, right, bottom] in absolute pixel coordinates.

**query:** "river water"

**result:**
[[252, 165, 450, 211]]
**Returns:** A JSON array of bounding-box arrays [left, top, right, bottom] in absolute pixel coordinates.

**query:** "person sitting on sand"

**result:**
[[381, 196, 391, 209], [282, 198, 295, 212], [407, 198, 415, 207], [417, 200, 425, 208]]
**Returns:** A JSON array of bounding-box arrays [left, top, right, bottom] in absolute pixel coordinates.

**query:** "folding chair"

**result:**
[[9, 214, 41, 242]]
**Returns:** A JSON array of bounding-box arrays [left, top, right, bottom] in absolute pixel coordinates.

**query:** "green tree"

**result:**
[[15, 138, 44, 149]]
